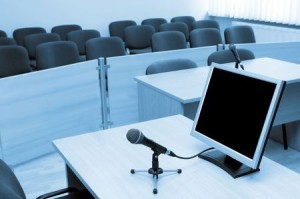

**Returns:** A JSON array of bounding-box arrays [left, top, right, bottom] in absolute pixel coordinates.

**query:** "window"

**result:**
[[208, 0, 300, 26]]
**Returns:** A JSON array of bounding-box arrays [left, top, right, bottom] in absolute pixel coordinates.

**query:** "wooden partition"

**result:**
[[106, 47, 217, 127], [2, 42, 300, 165], [0, 60, 103, 166]]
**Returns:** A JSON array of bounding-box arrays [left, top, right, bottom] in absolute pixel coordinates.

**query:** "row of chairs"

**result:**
[[4, 27, 101, 62], [0, 36, 128, 78], [0, 17, 256, 77], [0, 18, 255, 54], [0, 24, 256, 76], [0, 23, 255, 59], [0, 21, 257, 77]]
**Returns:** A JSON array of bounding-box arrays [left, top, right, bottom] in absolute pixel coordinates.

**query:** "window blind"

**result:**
[[208, 0, 300, 26]]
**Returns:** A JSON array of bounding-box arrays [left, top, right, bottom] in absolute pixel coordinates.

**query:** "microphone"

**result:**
[[229, 44, 241, 64], [229, 44, 244, 70], [126, 128, 175, 157]]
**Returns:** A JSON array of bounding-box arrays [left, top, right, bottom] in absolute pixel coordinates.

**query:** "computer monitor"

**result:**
[[190, 65, 285, 178]]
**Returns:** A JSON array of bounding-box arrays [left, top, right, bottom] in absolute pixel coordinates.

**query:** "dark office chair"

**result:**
[[0, 37, 17, 46], [171, 16, 196, 32], [51, 24, 82, 40], [141, 18, 167, 32], [13, 27, 46, 47], [224, 25, 256, 44], [85, 37, 126, 60], [146, 58, 197, 75], [24, 33, 61, 67], [0, 30, 7, 37], [207, 48, 255, 66], [0, 158, 94, 199], [192, 19, 220, 30], [151, 31, 187, 52], [35, 41, 81, 70], [67, 29, 101, 60], [0, 46, 32, 78], [159, 22, 189, 42], [108, 20, 137, 41], [189, 28, 223, 48], [124, 25, 155, 54]]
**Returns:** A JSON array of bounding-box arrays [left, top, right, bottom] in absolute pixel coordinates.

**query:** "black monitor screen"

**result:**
[[196, 68, 275, 159], [191, 65, 285, 176]]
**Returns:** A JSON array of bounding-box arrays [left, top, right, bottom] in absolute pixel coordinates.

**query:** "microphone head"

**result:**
[[126, 129, 144, 144]]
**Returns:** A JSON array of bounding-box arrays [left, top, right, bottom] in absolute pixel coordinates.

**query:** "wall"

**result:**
[[0, 0, 209, 37]]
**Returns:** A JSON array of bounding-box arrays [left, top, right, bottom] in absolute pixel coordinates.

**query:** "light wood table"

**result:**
[[53, 115, 300, 199]]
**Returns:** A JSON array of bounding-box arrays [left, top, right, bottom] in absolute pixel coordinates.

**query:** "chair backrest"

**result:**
[[159, 22, 189, 41], [13, 27, 46, 46], [124, 25, 155, 53], [171, 16, 196, 32], [189, 28, 223, 48], [141, 18, 167, 32], [224, 25, 256, 44], [0, 30, 7, 37], [0, 159, 26, 199], [67, 29, 101, 56], [146, 58, 197, 75], [192, 20, 220, 30], [109, 20, 137, 41], [151, 31, 187, 52], [51, 24, 82, 40], [85, 37, 126, 60], [0, 37, 17, 46], [36, 41, 81, 70], [24, 33, 61, 59], [0, 46, 32, 78], [207, 48, 255, 66]]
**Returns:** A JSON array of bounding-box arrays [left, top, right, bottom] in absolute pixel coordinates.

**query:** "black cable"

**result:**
[[173, 147, 214, 160]]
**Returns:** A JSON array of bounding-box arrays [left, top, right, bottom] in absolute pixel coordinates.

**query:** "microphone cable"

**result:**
[[172, 147, 214, 160]]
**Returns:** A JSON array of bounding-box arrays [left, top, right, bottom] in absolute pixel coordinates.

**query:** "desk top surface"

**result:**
[[135, 67, 210, 103], [53, 115, 300, 199], [222, 57, 300, 84], [135, 57, 300, 103]]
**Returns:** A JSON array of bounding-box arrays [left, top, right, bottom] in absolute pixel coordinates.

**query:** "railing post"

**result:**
[[97, 57, 112, 129]]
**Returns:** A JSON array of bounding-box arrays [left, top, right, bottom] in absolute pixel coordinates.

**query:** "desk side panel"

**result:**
[[137, 83, 184, 121]]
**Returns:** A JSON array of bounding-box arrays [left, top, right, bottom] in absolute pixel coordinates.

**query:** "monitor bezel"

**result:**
[[191, 65, 285, 169]]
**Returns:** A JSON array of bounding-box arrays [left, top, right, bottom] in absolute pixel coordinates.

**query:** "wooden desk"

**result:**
[[135, 58, 300, 150], [53, 115, 300, 199], [135, 58, 300, 126]]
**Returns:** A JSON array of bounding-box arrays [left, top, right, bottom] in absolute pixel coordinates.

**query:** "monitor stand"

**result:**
[[198, 148, 260, 178]]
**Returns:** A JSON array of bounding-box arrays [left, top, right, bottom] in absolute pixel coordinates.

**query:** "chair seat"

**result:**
[[128, 47, 152, 54]]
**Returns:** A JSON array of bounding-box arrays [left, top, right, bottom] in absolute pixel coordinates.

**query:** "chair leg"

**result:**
[[281, 124, 288, 150]]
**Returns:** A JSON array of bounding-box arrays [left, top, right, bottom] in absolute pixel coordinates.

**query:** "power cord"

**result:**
[[173, 147, 214, 160]]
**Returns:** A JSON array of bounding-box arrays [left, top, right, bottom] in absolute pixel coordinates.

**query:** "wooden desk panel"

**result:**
[[53, 115, 300, 199], [136, 67, 209, 121]]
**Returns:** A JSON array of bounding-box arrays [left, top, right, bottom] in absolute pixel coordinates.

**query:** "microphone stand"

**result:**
[[130, 151, 182, 194], [235, 61, 244, 70]]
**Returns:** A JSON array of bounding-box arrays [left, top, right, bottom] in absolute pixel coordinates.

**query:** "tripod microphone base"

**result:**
[[130, 168, 182, 194]]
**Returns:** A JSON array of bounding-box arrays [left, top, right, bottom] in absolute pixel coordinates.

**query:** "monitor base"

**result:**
[[198, 148, 260, 178]]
